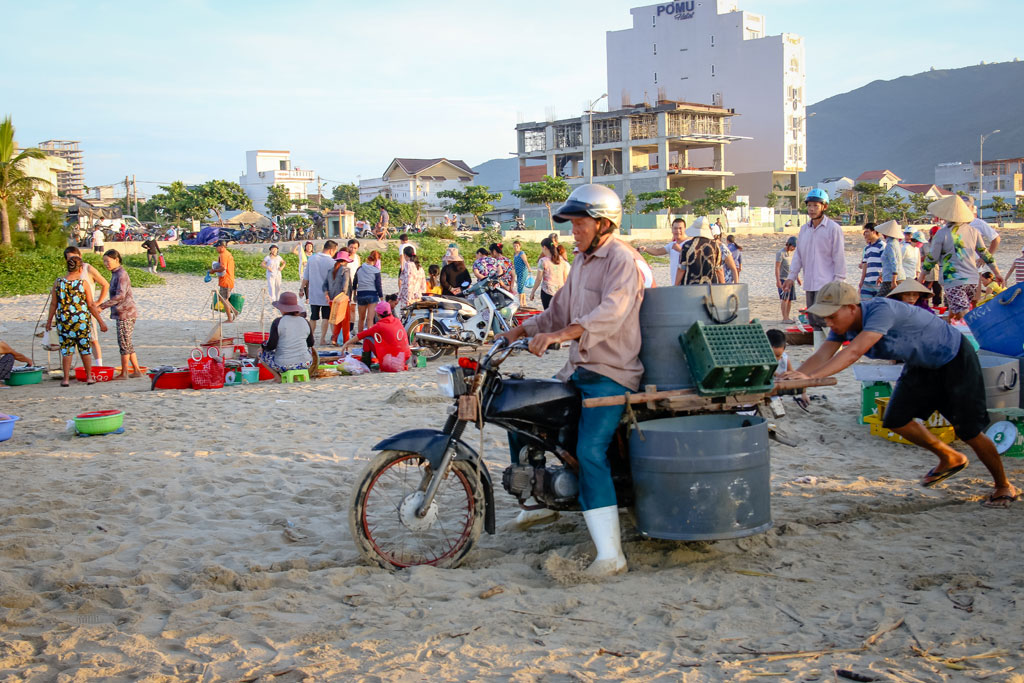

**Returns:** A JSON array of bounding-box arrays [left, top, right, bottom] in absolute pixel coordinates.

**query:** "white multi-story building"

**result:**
[[239, 150, 314, 216], [12, 149, 71, 230], [606, 0, 806, 207], [358, 158, 476, 224]]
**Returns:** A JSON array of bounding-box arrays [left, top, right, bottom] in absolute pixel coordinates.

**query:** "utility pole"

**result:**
[[125, 176, 131, 216], [132, 174, 138, 216]]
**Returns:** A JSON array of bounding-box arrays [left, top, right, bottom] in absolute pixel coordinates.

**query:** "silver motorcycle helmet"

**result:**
[[552, 184, 622, 252]]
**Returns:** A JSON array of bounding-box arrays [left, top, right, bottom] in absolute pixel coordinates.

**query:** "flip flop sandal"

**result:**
[[920, 462, 968, 488], [980, 493, 1019, 509]]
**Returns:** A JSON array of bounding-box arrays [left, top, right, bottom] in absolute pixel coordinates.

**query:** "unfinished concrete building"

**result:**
[[515, 100, 742, 218], [37, 140, 85, 197]]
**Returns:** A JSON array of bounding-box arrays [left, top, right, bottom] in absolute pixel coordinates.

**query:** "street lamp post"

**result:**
[[585, 93, 608, 183], [979, 129, 1000, 215]]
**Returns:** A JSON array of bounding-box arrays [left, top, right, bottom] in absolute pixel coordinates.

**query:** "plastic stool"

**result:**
[[281, 369, 310, 383]]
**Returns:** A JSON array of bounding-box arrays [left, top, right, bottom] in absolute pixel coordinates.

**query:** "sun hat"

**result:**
[[875, 220, 903, 239], [887, 280, 932, 299], [443, 247, 463, 263], [273, 291, 305, 314], [785, 236, 797, 247], [334, 250, 353, 262], [911, 230, 928, 244], [374, 301, 391, 316], [685, 216, 713, 239], [928, 195, 973, 223], [805, 281, 860, 318]]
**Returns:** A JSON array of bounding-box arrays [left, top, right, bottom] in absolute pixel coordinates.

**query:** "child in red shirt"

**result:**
[[343, 301, 410, 372]]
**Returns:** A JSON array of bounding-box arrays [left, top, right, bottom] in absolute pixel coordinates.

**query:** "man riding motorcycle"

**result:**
[[496, 183, 645, 577]]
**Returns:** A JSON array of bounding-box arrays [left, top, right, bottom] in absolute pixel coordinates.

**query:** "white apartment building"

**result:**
[[606, 0, 806, 207], [358, 158, 476, 224], [12, 150, 71, 230], [239, 150, 314, 216], [936, 158, 1024, 199]]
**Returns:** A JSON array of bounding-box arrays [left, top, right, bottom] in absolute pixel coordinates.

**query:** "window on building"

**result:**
[[653, 42, 657, 55], [279, 160, 287, 171], [711, 64, 715, 77], [710, 34, 715, 46], [654, 72, 658, 84], [652, 15, 656, 27], [789, 57, 800, 73]]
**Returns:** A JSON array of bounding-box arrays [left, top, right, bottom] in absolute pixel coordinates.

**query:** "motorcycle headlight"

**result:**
[[436, 366, 457, 398]]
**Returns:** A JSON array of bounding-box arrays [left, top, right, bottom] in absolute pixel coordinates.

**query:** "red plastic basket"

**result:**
[[188, 348, 225, 390], [147, 369, 192, 390], [243, 332, 270, 344], [74, 366, 116, 382]]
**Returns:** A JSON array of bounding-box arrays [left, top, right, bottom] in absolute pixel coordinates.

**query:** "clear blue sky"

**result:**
[[3, 0, 1020, 196]]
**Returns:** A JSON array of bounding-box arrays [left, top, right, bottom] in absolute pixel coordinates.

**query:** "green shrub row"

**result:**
[[0, 247, 164, 297]]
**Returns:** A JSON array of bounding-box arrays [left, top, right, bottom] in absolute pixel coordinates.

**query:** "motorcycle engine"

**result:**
[[501, 464, 579, 510]]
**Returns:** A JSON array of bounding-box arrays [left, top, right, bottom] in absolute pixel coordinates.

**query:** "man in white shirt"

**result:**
[[301, 240, 339, 345], [92, 224, 105, 253], [638, 218, 686, 286], [964, 196, 1000, 254], [782, 189, 846, 342]]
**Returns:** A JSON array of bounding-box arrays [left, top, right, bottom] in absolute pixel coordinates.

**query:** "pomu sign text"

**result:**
[[657, 1, 695, 20]]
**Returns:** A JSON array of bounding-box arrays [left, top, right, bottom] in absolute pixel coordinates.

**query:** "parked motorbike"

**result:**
[[216, 227, 248, 244], [404, 275, 519, 361]]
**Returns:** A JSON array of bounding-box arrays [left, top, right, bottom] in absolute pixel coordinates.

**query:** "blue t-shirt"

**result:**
[[826, 297, 961, 368]]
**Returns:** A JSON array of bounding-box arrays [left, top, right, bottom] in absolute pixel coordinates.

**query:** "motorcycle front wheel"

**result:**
[[406, 317, 452, 361], [349, 449, 485, 569]]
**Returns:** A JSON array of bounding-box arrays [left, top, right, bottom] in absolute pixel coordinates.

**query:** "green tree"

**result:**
[[284, 214, 312, 233], [332, 183, 360, 208], [986, 196, 1011, 227], [854, 182, 887, 223], [196, 179, 252, 223], [264, 184, 292, 224], [622, 190, 637, 231], [511, 175, 570, 229], [437, 185, 502, 227], [824, 196, 851, 220], [0, 116, 47, 246], [638, 188, 689, 223], [689, 186, 745, 227], [29, 202, 67, 250], [1015, 201, 1024, 221], [764, 191, 779, 209]]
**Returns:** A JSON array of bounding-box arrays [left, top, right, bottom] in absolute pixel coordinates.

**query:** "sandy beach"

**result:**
[[1, 232, 1023, 681]]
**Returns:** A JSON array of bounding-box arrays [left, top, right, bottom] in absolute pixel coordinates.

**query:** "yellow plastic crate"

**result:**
[[874, 397, 951, 428], [863, 414, 956, 445]]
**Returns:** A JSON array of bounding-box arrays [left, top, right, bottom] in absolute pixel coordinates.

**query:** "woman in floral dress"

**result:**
[[45, 254, 109, 387], [397, 246, 426, 315]]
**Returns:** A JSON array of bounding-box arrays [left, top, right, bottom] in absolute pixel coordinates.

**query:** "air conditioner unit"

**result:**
[[259, 172, 265, 178]]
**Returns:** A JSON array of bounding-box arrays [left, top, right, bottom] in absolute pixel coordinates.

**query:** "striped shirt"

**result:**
[[861, 241, 884, 292]]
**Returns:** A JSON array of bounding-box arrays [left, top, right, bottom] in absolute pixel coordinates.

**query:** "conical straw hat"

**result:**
[[928, 195, 973, 223], [875, 220, 903, 239]]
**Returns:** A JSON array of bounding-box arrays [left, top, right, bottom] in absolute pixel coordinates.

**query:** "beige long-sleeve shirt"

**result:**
[[521, 237, 645, 390]]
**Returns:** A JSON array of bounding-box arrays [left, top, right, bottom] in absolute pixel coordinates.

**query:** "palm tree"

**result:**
[[0, 116, 47, 246]]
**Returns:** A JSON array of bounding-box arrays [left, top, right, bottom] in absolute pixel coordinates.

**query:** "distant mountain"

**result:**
[[805, 61, 1024, 185]]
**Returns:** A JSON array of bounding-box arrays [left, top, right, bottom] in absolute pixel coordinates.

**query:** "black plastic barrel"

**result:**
[[638, 284, 750, 390], [629, 414, 771, 541]]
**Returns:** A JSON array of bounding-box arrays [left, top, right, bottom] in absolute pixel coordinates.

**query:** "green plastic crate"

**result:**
[[680, 319, 777, 396]]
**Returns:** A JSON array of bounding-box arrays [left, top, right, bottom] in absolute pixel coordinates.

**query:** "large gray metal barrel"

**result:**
[[629, 414, 771, 541], [638, 284, 750, 390]]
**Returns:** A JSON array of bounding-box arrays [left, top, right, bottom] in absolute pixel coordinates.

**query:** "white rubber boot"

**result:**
[[812, 330, 825, 350], [510, 498, 559, 530], [582, 506, 627, 577]]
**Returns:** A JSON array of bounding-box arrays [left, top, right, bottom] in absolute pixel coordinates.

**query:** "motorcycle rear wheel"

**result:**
[[406, 317, 452, 361], [349, 449, 485, 569]]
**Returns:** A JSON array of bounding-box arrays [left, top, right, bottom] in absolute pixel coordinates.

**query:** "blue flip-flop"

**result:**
[[921, 462, 968, 488]]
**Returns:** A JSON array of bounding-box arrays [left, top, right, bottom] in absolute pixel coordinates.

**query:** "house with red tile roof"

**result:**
[[889, 183, 951, 201], [855, 169, 902, 190]]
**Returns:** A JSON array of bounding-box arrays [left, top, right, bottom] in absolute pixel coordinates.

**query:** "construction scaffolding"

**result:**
[[523, 129, 546, 154], [554, 122, 582, 149], [591, 118, 622, 145], [629, 114, 658, 141], [667, 112, 730, 137]]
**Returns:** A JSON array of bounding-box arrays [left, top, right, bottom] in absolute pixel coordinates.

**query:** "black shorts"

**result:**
[[882, 337, 989, 440], [310, 304, 330, 321]]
